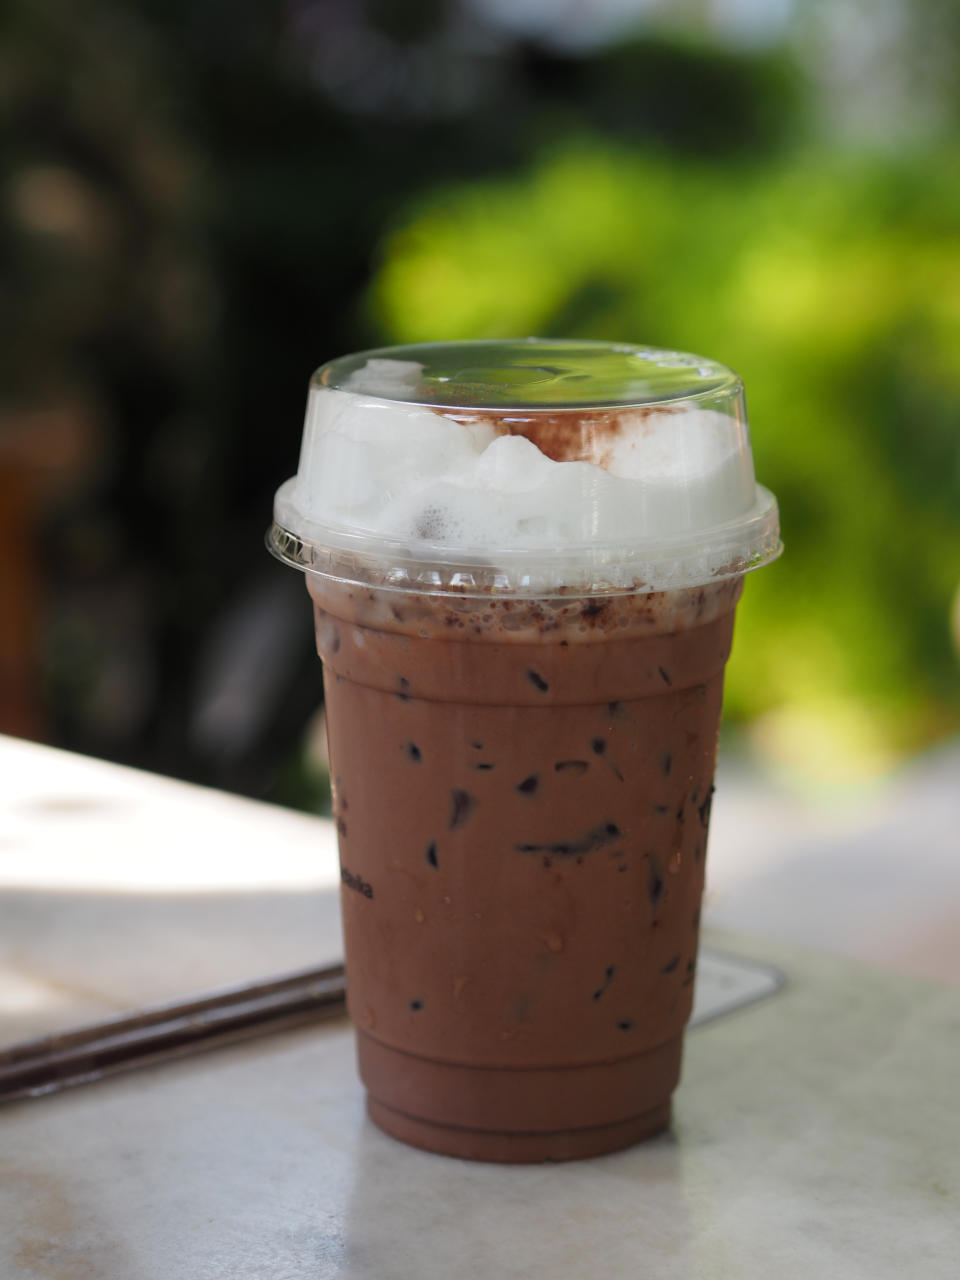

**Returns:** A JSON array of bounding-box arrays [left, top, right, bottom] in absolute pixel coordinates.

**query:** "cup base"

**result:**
[[357, 1030, 682, 1163], [367, 1095, 671, 1163]]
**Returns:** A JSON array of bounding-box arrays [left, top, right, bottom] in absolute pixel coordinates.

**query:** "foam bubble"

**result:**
[[341, 358, 425, 398]]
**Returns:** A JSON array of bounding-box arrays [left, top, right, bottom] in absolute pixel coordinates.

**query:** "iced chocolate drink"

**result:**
[[269, 339, 780, 1162]]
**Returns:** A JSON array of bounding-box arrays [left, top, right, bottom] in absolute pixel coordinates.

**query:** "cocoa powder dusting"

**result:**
[[440, 403, 681, 465]]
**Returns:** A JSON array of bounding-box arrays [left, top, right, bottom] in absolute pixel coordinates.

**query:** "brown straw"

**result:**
[[0, 964, 347, 1104]]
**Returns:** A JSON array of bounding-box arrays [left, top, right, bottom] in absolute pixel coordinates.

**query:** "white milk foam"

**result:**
[[287, 384, 756, 552]]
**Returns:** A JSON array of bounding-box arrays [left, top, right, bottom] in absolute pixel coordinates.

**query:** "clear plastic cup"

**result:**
[[269, 338, 780, 1162]]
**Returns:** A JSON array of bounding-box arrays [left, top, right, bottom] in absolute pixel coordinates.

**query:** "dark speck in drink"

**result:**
[[450, 789, 476, 829], [555, 760, 588, 775]]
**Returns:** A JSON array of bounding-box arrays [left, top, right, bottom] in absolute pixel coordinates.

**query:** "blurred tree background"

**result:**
[[1, 0, 958, 805]]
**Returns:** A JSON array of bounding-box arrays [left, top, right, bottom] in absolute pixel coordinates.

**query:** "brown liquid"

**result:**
[[309, 577, 741, 1162]]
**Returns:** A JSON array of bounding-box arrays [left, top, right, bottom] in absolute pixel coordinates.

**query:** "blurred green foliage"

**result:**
[[372, 142, 960, 775]]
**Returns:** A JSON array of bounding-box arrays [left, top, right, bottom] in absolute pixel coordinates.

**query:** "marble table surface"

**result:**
[[1, 736, 958, 1278]]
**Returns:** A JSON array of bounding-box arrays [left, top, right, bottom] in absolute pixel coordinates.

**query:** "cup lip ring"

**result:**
[[266, 484, 782, 599]]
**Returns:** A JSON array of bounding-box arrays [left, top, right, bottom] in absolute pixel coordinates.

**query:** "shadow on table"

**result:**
[[341, 1116, 693, 1280]]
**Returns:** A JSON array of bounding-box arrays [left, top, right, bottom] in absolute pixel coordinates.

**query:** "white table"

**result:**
[[1, 736, 958, 1278]]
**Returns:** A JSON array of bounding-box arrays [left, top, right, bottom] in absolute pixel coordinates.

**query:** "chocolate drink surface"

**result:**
[[311, 577, 740, 1160], [269, 338, 781, 1161]]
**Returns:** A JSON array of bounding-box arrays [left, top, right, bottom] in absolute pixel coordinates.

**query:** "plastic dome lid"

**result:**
[[269, 338, 781, 597]]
